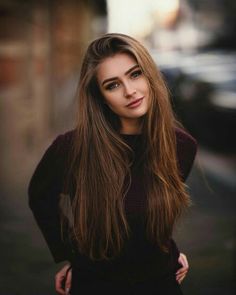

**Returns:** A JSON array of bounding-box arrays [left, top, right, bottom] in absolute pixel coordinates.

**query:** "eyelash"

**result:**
[[105, 70, 143, 91], [131, 69, 142, 78], [105, 82, 119, 91]]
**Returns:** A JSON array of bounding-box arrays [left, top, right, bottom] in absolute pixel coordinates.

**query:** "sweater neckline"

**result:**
[[120, 133, 142, 142], [120, 133, 142, 149]]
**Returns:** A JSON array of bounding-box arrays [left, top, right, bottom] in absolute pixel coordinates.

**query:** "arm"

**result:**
[[28, 134, 72, 263], [173, 128, 197, 283], [176, 127, 198, 181]]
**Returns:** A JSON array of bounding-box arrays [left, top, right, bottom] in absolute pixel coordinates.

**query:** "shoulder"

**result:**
[[37, 129, 77, 177], [50, 129, 76, 156], [175, 127, 197, 150], [175, 127, 198, 181], [28, 129, 76, 192]]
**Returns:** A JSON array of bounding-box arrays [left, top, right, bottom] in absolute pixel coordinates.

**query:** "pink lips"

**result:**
[[126, 97, 144, 108]]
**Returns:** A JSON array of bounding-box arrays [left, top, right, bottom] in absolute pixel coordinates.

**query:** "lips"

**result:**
[[126, 97, 144, 107]]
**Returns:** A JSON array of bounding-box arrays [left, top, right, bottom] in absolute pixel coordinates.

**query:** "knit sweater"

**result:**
[[28, 128, 197, 284]]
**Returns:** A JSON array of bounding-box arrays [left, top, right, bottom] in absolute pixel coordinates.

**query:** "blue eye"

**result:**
[[131, 70, 142, 78], [105, 82, 119, 90]]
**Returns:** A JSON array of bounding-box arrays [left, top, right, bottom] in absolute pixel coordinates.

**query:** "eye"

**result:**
[[105, 81, 120, 91], [131, 69, 142, 79]]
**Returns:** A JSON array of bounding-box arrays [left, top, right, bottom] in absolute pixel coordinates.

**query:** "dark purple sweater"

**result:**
[[28, 128, 197, 284]]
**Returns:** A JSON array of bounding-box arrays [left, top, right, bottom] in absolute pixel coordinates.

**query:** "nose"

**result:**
[[124, 82, 136, 98]]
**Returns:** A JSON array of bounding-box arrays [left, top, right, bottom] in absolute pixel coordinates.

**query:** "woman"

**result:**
[[28, 33, 197, 295]]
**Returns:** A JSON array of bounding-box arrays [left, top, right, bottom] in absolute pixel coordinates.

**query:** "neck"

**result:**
[[120, 118, 142, 135]]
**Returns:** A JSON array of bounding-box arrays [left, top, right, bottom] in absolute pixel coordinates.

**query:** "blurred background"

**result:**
[[0, 0, 235, 294]]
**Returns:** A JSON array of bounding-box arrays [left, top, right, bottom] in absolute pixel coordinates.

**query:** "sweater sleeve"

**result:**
[[170, 128, 197, 271], [176, 128, 198, 182], [28, 134, 72, 263]]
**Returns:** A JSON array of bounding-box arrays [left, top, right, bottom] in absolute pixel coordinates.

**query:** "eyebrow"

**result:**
[[101, 64, 139, 86]]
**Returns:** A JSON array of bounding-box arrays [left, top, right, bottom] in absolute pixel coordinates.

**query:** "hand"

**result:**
[[176, 253, 189, 284], [55, 263, 72, 295]]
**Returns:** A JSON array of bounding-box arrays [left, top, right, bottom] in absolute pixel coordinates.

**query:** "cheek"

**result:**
[[138, 78, 149, 93], [144, 81, 150, 93], [103, 94, 112, 106], [100, 91, 111, 106], [102, 96, 117, 112], [103, 92, 122, 108], [105, 99, 120, 110]]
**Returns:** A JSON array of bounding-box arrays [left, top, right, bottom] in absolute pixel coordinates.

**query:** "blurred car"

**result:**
[[152, 50, 236, 153]]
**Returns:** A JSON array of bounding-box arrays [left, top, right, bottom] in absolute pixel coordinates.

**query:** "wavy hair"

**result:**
[[62, 33, 190, 260]]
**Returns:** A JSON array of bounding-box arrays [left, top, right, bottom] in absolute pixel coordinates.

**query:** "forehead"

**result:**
[[96, 53, 137, 82]]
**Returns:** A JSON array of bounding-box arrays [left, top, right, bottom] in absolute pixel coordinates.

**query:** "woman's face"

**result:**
[[96, 53, 150, 134]]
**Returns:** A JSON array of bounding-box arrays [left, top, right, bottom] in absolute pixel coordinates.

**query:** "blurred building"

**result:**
[[0, 0, 106, 189]]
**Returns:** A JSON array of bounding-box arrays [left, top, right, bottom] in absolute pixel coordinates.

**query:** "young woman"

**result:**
[[28, 33, 197, 295]]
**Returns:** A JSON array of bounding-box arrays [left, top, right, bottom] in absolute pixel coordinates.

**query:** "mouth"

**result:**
[[126, 97, 144, 108]]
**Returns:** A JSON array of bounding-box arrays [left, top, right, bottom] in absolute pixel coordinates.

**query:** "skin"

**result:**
[[55, 263, 72, 295], [55, 53, 189, 294], [97, 53, 150, 134]]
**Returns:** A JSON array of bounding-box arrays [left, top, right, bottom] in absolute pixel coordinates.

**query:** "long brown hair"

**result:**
[[62, 33, 190, 260]]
